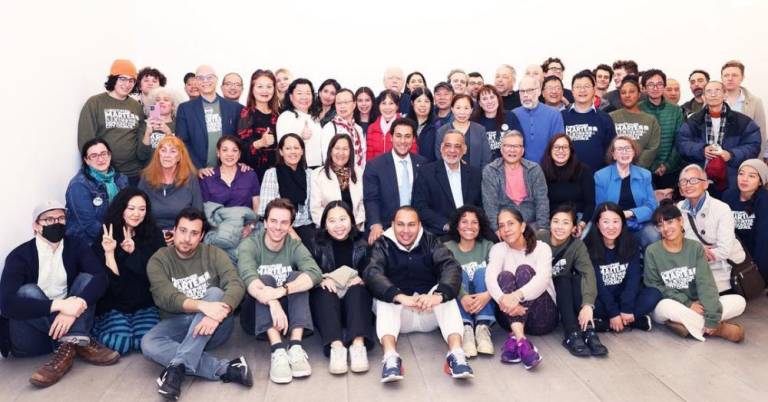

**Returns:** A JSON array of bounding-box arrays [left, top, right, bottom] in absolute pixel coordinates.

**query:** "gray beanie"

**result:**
[[739, 159, 768, 185]]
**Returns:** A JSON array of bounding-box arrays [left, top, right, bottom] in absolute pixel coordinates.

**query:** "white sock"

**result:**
[[383, 351, 399, 360], [449, 348, 465, 357]]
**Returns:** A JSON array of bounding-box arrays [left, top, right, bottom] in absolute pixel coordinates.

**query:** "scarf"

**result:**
[[89, 167, 118, 201], [275, 164, 307, 207], [332, 165, 351, 191], [705, 103, 729, 147], [332, 116, 364, 167]]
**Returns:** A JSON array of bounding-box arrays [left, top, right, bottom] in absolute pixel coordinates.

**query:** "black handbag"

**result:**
[[687, 215, 765, 300]]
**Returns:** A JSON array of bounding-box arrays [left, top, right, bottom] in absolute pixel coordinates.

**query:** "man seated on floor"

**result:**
[[363, 206, 472, 382], [142, 207, 249, 400], [236, 198, 322, 384], [0, 200, 118, 388]]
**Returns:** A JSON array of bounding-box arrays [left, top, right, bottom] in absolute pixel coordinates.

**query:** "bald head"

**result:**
[[525, 64, 544, 83], [195, 65, 216, 77], [383, 67, 404, 93], [195, 65, 217, 97]]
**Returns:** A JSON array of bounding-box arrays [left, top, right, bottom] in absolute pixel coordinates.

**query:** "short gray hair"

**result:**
[[679, 163, 708, 180], [501, 129, 524, 142]]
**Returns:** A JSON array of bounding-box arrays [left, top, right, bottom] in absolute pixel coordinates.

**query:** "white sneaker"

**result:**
[[462, 325, 477, 357], [329, 345, 348, 374], [288, 345, 312, 377], [475, 324, 494, 355], [349, 343, 369, 373], [270, 349, 292, 384]]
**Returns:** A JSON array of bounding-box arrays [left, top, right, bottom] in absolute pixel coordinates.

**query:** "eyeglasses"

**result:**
[[222, 81, 242, 88], [519, 88, 537, 95], [547, 66, 563, 72], [704, 89, 724, 96], [117, 76, 136, 84], [196, 74, 216, 82], [614, 146, 633, 153], [552, 145, 569, 152], [573, 84, 593, 91], [86, 150, 111, 161], [501, 144, 523, 150], [38, 216, 66, 225], [645, 82, 665, 90], [678, 177, 707, 186]]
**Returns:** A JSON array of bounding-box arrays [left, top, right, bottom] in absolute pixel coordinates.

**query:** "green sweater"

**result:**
[[236, 229, 322, 287], [444, 239, 493, 298], [639, 100, 683, 173], [537, 231, 597, 305], [78, 92, 152, 177], [147, 244, 245, 317], [609, 108, 661, 169], [643, 239, 722, 327]]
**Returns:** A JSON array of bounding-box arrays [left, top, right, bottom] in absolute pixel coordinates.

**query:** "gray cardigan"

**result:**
[[482, 158, 549, 230]]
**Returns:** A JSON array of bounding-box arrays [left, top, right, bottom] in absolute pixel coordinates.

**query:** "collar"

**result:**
[[383, 226, 424, 252], [443, 160, 461, 173], [568, 104, 596, 113], [391, 150, 411, 163], [201, 94, 220, 104], [683, 192, 709, 216]]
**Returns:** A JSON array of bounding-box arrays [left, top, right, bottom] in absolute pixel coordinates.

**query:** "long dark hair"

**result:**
[[405, 87, 434, 128], [282, 78, 315, 116], [276, 133, 307, 170], [323, 134, 357, 183], [541, 133, 585, 182], [316, 200, 361, 243], [102, 187, 161, 244], [586, 202, 638, 264], [470, 85, 506, 130], [404, 71, 427, 95], [80, 138, 116, 179], [246, 69, 279, 112], [312, 78, 341, 120], [498, 208, 537, 254], [353, 86, 376, 124], [447, 205, 497, 243]]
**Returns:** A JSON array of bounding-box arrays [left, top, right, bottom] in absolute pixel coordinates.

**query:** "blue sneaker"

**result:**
[[380, 355, 403, 383], [444, 352, 474, 379], [500, 335, 520, 363]]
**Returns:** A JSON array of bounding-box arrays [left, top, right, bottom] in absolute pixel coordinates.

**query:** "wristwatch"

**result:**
[[282, 283, 290, 296]]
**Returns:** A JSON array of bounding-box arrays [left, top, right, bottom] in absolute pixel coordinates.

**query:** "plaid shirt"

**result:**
[[257, 167, 313, 226]]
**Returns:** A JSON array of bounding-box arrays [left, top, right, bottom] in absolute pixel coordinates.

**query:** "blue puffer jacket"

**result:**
[[203, 201, 259, 262], [65, 169, 128, 245]]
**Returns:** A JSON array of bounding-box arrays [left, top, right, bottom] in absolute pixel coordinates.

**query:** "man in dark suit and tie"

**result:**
[[176, 65, 243, 169], [412, 130, 482, 236], [363, 117, 427, 245]]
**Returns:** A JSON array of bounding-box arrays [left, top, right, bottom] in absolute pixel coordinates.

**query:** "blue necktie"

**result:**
[[399, 159, 411, 206]]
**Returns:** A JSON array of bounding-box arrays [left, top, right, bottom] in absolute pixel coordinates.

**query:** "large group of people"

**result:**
[[1, 57, 766, 400]]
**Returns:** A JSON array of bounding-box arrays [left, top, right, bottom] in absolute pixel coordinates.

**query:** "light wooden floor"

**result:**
[[2, 296, 767, 402]]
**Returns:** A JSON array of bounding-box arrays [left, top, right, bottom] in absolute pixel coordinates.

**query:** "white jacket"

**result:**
[[310, 166, 365, 229], [678, 193, 746, 292]]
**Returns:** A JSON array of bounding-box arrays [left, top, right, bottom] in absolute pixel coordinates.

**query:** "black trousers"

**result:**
[[294, 224, 317, 252], [553, 273, 583, 335], [309, 285, 375, 356]]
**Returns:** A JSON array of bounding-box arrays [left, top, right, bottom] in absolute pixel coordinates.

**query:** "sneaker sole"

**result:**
[[350, 364, 369, 373], [329, 366, 348, 375], [500, 356, 521, 364], [292, 369, 312, 378], [476, 344, 494, 355], [523, 356, 542, 370], [270, 374, 293, 384], [380, 374, 403, 383], [157, 389, 180, 401]]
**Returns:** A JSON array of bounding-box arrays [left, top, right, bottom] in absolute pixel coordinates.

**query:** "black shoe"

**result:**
[[582, 329, 608, 356], [0, 316, 10, 358], [592, 318, 610, 333], [629, 315, 653, 332], [157, 363, 185, 400], [562, 331, 590, 357], [221, 356, 253, 387]]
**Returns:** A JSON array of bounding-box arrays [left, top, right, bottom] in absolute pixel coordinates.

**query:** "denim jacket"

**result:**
[[65, 169, 128, 245]]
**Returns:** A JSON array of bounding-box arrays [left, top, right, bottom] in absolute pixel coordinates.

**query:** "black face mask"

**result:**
[[41, 223, 66, 243]]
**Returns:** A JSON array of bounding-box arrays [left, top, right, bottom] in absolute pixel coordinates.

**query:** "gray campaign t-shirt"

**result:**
[[203, 99, 223, 167]]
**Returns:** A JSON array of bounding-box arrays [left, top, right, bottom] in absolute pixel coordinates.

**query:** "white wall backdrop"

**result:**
[[1, 0, 766, 262]]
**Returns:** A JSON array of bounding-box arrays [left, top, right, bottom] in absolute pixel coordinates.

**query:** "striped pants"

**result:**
[[92, 307, 160, 355]]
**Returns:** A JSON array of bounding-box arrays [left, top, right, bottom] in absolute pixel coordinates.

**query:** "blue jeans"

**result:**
[[9, 273, 95, 357], [457, 268, 496, 326], [634, 222, 661, 250], [140, 287, 234, 380]]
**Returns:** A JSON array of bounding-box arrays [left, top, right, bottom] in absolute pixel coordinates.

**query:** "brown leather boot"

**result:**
[[76, 339, 120, 365], [709, 322, 745, 343], [29, 342, 77, 387], [665, 321, 689, 338]]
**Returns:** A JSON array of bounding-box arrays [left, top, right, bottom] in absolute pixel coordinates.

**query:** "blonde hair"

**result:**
[[141, 136, 197, 188], [147, 87, 183, 118]]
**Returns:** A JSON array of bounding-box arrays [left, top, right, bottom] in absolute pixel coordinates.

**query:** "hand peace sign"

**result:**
[[120, 226, 135, 254], [102, 224, 116, 254]]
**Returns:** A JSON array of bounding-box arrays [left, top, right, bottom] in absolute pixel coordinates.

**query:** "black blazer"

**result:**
[[412, 161, 482, 235], [363, 152, 427, 230]]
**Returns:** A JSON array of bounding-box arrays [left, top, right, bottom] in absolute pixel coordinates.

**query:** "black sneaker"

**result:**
[[592, 318, 610, 333], [629, 315, 653, 332], [582, 328, 608, 356], [157, 363, 185, 400], [220, 356, 253, 387], [562, 331, 590, 357]]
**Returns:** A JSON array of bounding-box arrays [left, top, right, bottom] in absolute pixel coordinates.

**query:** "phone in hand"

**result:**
[[149, 104, 161, 120]]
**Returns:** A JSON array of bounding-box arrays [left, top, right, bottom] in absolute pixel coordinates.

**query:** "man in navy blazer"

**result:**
[[363, 118, 427, 244], [0, 200, 115, 387], [413, 131, 482, 235], [176, 65, 242, 169]]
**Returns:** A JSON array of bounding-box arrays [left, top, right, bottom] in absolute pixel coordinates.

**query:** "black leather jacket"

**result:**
[[311, 234, 370, 274]]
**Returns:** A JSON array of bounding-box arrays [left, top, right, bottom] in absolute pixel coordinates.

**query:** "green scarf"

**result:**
[[89, 167, 119, 201]]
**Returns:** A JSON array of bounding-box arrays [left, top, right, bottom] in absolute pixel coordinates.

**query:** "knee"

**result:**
[[16, 284, 47, 300], [514, 264, 536, 285], [203, 287, 225, 302], [497, 271, 516, 293], [140, 329, 158, 356], [643, 287, 663, 304], [260, 275, 277, 287]]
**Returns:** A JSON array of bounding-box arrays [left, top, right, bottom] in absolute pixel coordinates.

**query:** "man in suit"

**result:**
[[176, 65, 242, 169], [363, 117, 427, 245], [412, 130, 482, 235]]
